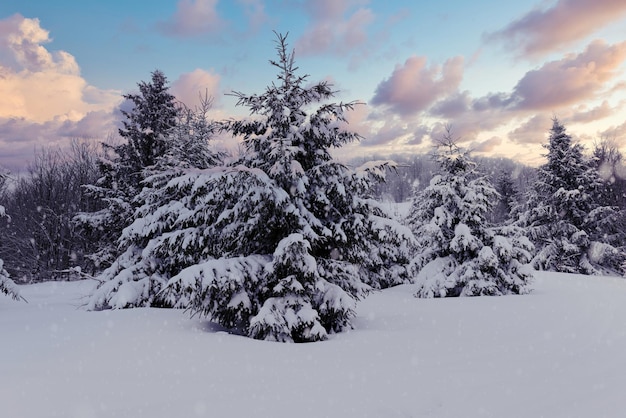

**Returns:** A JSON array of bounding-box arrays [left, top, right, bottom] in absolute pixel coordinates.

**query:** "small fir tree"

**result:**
[[0, 204, 23, 301], [0, 259, 21, 301], [408, 129, 534, 298]]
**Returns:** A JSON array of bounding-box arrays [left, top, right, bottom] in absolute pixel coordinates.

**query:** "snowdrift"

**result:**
[[1, 271, 625, 417]]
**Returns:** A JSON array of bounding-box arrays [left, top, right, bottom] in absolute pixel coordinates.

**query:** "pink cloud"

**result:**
[[361, 118, 411, 147], [511, 40, 626, 110], [171, 69, 222, 109], [430, 91, 472, 118], [437, 39, 626, 147], [569, 101, 614, 123], [59, 110, 117, 139], [342, 101, 370, 136], [371, 56, 464, 116], [365, 38, 626, 157], [407, 125, 431, 146], [508, 114, 554, 145], [157, 0, 226, 38], [295, 0, 375, 56], [303, 0, 368, 21], [341, 103, 432, 148], [429, 106, 512, 147], [487, 0, 626, 57], [0, 114, 115, 173], [601, 120, 626, 143], [469, 136, 503, 153]]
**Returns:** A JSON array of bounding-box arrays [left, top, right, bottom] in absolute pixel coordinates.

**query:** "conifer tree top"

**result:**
[[226, 32, 362, 186], [118, 69, 180, 173], [120, 70, 178, 136], [432, 127, 474, 176], [540, 117, 588, 190]]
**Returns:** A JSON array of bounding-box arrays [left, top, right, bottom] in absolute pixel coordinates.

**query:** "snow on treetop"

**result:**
[[354, 160, 396, 180]]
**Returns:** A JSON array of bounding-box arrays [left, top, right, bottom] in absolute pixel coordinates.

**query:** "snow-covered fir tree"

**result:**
[[590, 139, 626, 273], [0, 204, 22, 301], [520, 118, 625, 275], [592, 138, 626, 210], [76, 70, 180, 271], [86, 96, 221, 309], [408, 130, 534, 298], [158, 33, 412, 342], [117, 69, 181, 179], [0, 258, 21, 301]]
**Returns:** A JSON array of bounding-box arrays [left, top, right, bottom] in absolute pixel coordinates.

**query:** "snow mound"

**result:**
[[1, 272, 625, 417]]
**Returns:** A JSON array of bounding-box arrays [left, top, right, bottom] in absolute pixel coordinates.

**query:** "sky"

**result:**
[[1, 0, 626, 172]]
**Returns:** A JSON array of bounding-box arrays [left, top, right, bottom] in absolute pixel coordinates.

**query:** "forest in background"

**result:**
[[3, 136, 624, 284]]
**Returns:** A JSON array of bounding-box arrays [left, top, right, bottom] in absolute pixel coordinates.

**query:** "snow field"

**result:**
[[1, 272, 625, 417]]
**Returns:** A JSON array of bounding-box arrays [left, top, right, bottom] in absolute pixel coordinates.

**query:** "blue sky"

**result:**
[[1, 0, 626, 171]]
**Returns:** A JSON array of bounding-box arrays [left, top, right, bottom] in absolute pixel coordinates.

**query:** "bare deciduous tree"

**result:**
[[0, 140, 103, 282]]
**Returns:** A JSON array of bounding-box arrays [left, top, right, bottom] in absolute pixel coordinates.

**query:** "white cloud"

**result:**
[[0, 14, 121, 171]]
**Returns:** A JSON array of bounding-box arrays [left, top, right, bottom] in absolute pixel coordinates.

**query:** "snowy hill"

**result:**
[[1, 272, 625, 418]]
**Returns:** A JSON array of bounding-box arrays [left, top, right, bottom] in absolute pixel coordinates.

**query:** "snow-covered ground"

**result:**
[[2, 272, 625, 418]]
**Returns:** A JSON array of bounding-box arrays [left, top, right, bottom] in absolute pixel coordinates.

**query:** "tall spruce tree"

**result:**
[[408, 130, 534, 298], [521, 118, 625, 274], [86, 97, 221, 309], [158, 33, 412, 342], [77, 70, 180, 271]]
